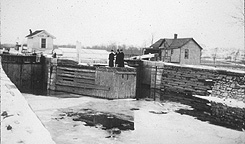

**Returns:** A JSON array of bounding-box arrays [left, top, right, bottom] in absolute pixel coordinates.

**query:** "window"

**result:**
[[171, 49, 174, 55], [184, 49, 189, 59], [41, 38, 46, 48]]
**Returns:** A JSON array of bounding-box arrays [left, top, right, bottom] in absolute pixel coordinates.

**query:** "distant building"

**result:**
[[26, 29, 55, 52], [144, 34, 202, 65]]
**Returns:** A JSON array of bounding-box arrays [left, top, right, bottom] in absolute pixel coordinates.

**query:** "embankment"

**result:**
[[1, 64, 55, 144]]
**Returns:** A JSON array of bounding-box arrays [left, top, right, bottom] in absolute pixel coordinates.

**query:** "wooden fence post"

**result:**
[[154, 66, 157, 101]]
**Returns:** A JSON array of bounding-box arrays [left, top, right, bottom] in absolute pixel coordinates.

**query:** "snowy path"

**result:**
[[1, 66, 56, 144], [24, 93, 245, 144]]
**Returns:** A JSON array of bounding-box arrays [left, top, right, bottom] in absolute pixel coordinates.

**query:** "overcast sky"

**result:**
[[1, 0, 244, 49]]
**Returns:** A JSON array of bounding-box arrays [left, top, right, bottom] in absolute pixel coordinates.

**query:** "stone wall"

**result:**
[[161, 64, 216, 96], [141, 61, 245, 102], [212, 74, 245, 102], [210, 101, 245, 131], [137, 60, 245, 131]]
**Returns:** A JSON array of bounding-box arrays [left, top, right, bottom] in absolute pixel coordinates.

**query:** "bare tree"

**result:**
[[231, 0, 244, 59], [233, 49, 240, 63], [231, 0, 244, 26]]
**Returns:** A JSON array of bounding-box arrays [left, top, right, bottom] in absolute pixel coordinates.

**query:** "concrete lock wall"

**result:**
[[141, 60, 245, 102]]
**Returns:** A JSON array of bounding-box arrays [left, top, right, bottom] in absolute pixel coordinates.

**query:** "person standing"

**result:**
[[52, 52, 57, 58], [40, 52, 45, 64], [118, 49, 125, 67], [115, 49, 120, 67], [108, 50, 115, 67], [32, 50, 37, 56], [120, 49, 125, 67]]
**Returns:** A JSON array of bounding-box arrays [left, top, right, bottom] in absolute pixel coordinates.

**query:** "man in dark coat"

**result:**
[[108, 50, 115, 67], [120, 49, 125, 67], [115, 49, 120, 67], [118, 49, 124, 67], [52, 52, 57, 58]]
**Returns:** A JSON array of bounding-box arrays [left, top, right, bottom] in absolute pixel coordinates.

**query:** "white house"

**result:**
[[144, 34, 203, 65], [26, 29, 55, 52]]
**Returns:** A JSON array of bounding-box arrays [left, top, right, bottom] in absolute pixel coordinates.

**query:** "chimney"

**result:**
[[29, 29, 32, 34], [174, 34, 178, 39]]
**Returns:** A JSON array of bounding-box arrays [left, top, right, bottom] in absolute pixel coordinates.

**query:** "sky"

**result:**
[[1, 0, 244, 49]]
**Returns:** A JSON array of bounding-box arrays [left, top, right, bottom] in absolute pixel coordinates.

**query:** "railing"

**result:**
[[160, 56, 171, 62]]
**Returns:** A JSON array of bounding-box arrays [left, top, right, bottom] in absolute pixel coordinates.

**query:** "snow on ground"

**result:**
[[1, 67, 56, 144], [23, 93, 245, 144], [194, 95, 245, 109]]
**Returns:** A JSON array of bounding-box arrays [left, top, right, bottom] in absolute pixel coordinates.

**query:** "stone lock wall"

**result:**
[[210, 101, 245, 130], [142, 61, 245, 102], [161, 65, 245, 102], [211, 73, 245, 102], [160, 65, 217, 96], [140, 61, 245, 131]]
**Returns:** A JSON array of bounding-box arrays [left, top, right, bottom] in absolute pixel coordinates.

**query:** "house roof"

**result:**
[[26, 30, 44, 37], [150, 39, 165, 49], [150, 38, 203, 50], [25, 30, 56, 38]]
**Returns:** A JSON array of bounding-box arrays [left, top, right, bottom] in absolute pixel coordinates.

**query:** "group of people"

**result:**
[[109, 49, 124, 67]]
